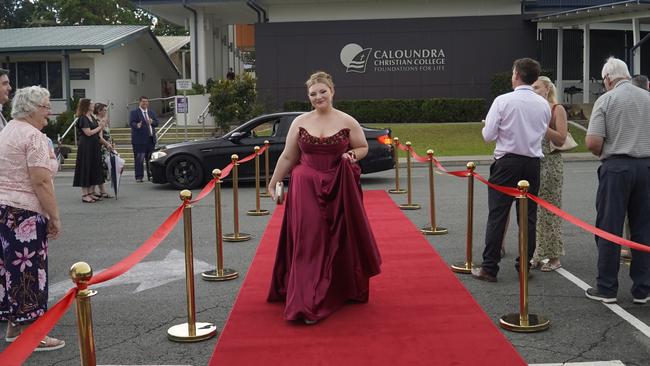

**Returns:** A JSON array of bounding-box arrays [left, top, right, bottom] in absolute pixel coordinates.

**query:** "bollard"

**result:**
[[399, 141, 420, 210], [421, 149, 448, 235], [499, 180, 550, 333], [202, 169, 239, 281], [168, 190, 218, 342], [247, 146, 270, 216], [260, 140, 271, 197], [451, 162, 478, 274], [70, 262, 97, 366], [223, 154, 252, 242], [388, 137, 407, 194]]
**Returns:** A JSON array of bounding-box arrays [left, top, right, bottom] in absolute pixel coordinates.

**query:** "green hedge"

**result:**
[[282, 98, 486, 123]]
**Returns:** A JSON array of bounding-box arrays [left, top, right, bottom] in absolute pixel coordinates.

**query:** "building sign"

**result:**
[[72, 88, 86, 99], [175, 96, 188, 113], [340, 43, 446, 74], [176, 79, 193, 91], [70, 68, 90, 80]]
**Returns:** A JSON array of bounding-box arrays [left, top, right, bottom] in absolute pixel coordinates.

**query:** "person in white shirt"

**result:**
[[0, 68, 12, 132], [472, 58, 551, 282]]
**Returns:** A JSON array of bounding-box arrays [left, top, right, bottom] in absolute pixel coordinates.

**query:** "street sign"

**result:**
[[176, 79, 192, 91], [176, 96, 188, 113]]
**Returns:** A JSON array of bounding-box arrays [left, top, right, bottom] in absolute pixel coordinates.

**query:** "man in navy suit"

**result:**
[[130, 96, 158, 182]]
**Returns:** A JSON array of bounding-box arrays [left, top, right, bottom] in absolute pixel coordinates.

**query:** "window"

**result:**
[[251, 119, 280, 137], [129, 69, 138, 85], [1, 61, 63, 99], [47, 62, 63, 99]]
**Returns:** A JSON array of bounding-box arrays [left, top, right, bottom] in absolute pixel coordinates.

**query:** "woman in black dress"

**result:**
[[72, 99, 104, 203]]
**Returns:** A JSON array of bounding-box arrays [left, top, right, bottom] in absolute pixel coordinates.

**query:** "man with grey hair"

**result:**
[[585, 57, 650, 304], [631, 74, 649, 91], [0, 68, 12, 132]]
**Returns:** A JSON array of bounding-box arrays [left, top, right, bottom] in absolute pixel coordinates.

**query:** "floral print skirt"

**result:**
[[0, 204, 49, 325]]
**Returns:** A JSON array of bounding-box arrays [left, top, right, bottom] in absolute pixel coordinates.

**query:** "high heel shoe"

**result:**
[[82, 194, 96, 203]]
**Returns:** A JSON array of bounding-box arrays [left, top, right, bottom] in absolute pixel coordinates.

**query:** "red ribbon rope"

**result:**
[[0, 144, 273, 361], [89, 204, 185, 285], [529, 194, 650, 253], [0, 289, 76, 366]]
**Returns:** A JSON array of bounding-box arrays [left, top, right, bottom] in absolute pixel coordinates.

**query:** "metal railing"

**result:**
[[55, 117, 78, 168], [156, 115, 178, 142], [197, 101, 211, 138], [125, 96, 176, 127]]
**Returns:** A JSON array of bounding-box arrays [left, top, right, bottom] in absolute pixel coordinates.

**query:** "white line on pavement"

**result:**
[[556, 267, 650, 339]]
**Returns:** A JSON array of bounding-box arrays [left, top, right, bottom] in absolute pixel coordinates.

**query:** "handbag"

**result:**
[[275, 181, 285, 204], [550, 132, 578, 152]]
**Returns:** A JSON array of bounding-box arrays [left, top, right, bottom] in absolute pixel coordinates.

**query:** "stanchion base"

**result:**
[[246, 209, 270, 216], [260, 192, 271, 197], [388, 188, 407, 194], [499, 313, 550, 333], [202, 268, 239, 281], [167, 322, 217, 342], [450, 262, 478, 274], [421, 226, 448, 235], [399, 203, 421, 210], [223, 233, 252, 242]]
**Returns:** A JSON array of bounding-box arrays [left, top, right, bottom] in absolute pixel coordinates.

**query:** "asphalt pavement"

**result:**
[[3, 153, 650, 366]]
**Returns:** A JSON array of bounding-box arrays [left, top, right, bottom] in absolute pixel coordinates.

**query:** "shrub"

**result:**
[[209, 74, 262, 132], [490, 68, 556, 99], [283, 98, 486, 123]]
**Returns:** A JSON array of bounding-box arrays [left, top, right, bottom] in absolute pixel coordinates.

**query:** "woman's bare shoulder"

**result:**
[[289, 111, 313, 129], [334, 109, 361, 128]]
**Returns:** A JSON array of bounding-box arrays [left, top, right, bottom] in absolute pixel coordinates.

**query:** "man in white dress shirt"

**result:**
[[472, 58, 551, 282], [0, 68, 12, 133]]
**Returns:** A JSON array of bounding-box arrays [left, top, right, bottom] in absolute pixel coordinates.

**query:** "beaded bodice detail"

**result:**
[[298, 127, 350, 145]]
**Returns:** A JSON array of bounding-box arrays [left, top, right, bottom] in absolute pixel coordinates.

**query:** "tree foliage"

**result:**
[[0, 0, 187, 35], [209, 74, 262, 133]]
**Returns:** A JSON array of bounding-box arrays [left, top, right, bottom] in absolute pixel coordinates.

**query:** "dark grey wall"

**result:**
[[256, 15, 537, 108]]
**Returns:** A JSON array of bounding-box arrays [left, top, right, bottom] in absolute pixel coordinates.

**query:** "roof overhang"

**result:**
[[134, 0, 258, 26], [533, 0, 650, 28]]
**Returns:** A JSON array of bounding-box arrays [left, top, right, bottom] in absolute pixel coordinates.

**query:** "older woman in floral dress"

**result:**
[[531, 76, 568, 272], [0, 86, 65, 351]]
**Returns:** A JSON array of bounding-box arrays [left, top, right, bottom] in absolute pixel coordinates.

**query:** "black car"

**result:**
[[150, 112, 394, 189]]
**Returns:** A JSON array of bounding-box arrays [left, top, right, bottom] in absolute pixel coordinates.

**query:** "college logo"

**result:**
[[340, 43, 372, 73]]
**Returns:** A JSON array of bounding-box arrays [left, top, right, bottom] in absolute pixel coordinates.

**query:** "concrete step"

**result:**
[[61, 162, 135, 170]]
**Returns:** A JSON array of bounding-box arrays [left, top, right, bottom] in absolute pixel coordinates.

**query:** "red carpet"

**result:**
[[209, 190, 526, 365]]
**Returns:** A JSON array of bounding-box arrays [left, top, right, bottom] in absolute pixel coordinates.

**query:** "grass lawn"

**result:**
[[364, 122, 588, 157]]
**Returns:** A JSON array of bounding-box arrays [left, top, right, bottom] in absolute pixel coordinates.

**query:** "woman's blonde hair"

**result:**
[[536, 76, 557, 104], [305, 71, 334, 90]]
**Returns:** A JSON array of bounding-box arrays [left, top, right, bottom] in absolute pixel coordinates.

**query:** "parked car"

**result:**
[[150, 112, 394, 189]]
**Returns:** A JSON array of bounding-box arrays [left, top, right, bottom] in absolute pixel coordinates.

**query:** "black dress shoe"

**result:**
[[471, 268, 497, 282]]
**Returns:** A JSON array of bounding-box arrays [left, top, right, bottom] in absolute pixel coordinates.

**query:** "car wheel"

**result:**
[[165, 155, 204, 189]]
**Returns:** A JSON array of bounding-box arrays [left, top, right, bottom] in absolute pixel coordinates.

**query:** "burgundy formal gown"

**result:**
[[268, 127, 382, 322]]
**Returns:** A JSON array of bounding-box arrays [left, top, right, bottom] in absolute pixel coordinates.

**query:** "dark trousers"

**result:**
[[482, 154, 541, 277], [133, 139, 154, 180], [595, 157, 650, 298]]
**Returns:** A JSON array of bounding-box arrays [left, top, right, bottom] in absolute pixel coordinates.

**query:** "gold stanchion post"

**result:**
[[168, 190, 218, 342], [202, 169, 239, 281], [223, 154, 252, 242], [247, 146, 270, 216], [451, 162, 479, 273], [399, 141, 420, 210], [499, 180, 550, 333], [70, 262, 97, 366], [388, 137, 406, 194], [260, 140, 271, 197], [421, 149, 447, 235]]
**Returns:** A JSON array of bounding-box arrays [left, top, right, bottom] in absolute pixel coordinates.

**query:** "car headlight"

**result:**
[[151, 151, 167, 161]]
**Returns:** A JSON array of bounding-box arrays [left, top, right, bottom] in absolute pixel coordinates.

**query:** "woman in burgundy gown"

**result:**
[[267, 71, 382, 324]]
